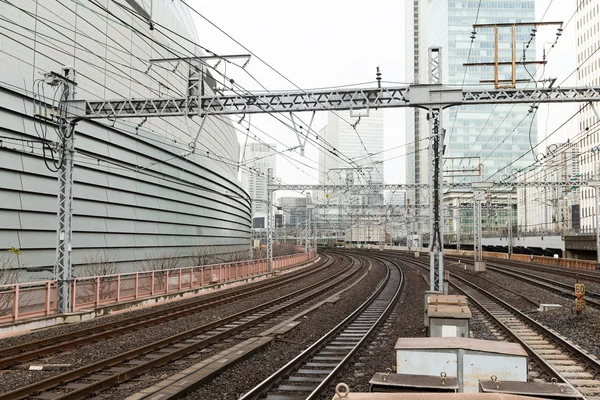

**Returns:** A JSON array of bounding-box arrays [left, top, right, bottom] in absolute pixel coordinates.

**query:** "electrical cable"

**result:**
[[87, 0, 366, 185]]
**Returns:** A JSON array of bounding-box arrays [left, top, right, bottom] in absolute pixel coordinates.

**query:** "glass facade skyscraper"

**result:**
[[407, 0, 538, 189]]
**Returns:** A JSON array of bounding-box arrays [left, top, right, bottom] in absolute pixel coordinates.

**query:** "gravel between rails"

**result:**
[[0, 257, 348, 393], [531, 307, 600, 360], [179, 256, 388, 400], [447, 261, 571, 309], [318, 259, 428, 398], [468, 307, 499, 341], [493, 264, 600, 294]]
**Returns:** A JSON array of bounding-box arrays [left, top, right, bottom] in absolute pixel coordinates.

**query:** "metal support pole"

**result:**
[[427, 47, 445, 293], [596, 187, 600, 268], [267, 168, 273, 272], [379, 221, 383, 251], [55, 66, 77, 314], [428, 108, 444, 292], [507, 195, 513, 258], [474, 193, 482, 263], [407, 218, 411, 252], [456, 210, 461, 251], [472, 182, 492, 271], [305, 193, 311, 257]]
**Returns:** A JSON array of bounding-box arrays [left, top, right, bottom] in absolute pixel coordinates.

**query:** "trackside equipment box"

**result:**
[[395, 337, 528, 393], [427, 304, 472, 338]]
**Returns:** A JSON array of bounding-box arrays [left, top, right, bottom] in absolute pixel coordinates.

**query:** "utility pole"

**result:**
[[427, 47, 445, 293], [305, 193, 311, 257], [43, 66, 77, 315], [267, 168, 274, 272], [507, 195, 513, 258], [473, 182, 493, 271], [456, 209, 461, 251]]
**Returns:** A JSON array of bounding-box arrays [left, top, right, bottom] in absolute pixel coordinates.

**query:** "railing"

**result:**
[[0, 280, 57, 324], [444, 249, 597, 271], [0, 251, 315, 324]]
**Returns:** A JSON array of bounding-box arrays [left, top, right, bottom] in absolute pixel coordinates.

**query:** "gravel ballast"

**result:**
[[0, 255, 352, 393], [531, 306, 600, 359], [319, 258, 428, 398], [180, 255, 388, 400]]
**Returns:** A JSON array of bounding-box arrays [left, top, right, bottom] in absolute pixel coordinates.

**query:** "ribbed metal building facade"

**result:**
[[0, 1, 251, 274]]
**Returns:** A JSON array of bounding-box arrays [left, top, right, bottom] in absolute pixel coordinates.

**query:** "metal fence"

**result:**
[[445, 249, 597, 271], [0, 251, 314, 324]]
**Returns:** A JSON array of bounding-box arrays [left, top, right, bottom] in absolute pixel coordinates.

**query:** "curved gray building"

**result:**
[[0, 1, 251, 274]]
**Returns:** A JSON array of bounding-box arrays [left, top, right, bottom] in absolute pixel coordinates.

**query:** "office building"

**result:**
[[385, 190, 406, 207], [517, 143, 580, 234], [317, 110, 385, 244], [577, 1, 600, 231], [277, 197, 307, 229], [406, 0, 537, 238], [240, 142, 277, 227]]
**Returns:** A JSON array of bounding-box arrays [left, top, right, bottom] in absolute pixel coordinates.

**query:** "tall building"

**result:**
[[317, 110, 385, 244], [404, 0, 430, 210], [240, 142, 276, 226], [277, 197, 307, 228], [406, 0, 537, 239], [385, 190, 406, 207], [517, 143, 580, 235], [0, 1, 251, 274], [317, 110, 384, 191], [577, 1, 600, 231]]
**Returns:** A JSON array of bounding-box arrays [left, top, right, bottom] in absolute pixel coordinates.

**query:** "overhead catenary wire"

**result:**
[[87, 0, 371, 187], [0, 3, 300, 182], [174, 0, 384, 190]]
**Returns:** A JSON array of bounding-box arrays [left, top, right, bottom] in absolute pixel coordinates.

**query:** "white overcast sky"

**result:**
[[189, 0, 578, 193]]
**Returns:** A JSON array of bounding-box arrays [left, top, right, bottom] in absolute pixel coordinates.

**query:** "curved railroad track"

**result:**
[[237, 255, 404, 400], [445, 254, 600, 308], [0, 254, 336, 370], [447, 254, 600, 284], [0, 254, 366, 400]]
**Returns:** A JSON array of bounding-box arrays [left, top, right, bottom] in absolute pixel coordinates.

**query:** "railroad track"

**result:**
[[400, 254, 600, 399], [445, 255, 600, 308], [0, 254, 365, 400], [447, 254, 600, 284], [0, 254, 336, 370], [238, 255, 404, 400], [485, 263, 600, 306]]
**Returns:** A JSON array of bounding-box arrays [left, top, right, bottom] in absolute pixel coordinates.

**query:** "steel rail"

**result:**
[[458, 268, 540, 308], [485, 263, 600, 305], [448, 275, 570, 384], [496, 258, 600, 283], [399, 255, 573, 381], [453, 255, 600, 283], [239, 254, 403, 400], [0, 255, 364, 400], [444, 254, 600, 306], [0, 254, 333, 366], [305, 256, 404, 400]]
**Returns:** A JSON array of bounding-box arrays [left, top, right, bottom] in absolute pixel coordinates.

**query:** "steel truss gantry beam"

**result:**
[[56, 56, 600, 313], [69, 86, 600, 119], [312, 203, 510, 210], [267, 181, 586, 192]]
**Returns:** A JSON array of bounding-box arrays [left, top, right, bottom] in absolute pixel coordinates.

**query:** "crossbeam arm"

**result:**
[[68, 85, 600, 119], [267, 181, 587, 192]]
